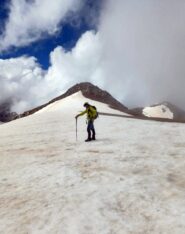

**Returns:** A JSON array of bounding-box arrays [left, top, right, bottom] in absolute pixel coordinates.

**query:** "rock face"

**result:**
[[62, 83, 128, 112], [129, 107, 144, 117], [0, 102, 18, 122], [17, 82, 129, 119]]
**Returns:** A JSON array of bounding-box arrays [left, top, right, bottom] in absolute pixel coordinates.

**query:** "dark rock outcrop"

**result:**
[[0, 102, 18, 122], [129, 107, 144, 117]]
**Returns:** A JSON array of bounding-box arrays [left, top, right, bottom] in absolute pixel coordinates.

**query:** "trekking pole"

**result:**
[[76, 118, 78, 141]]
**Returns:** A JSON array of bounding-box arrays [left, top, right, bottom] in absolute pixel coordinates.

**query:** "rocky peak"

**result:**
[[57, 82, 128, 112], [17, 82, 128, 119]]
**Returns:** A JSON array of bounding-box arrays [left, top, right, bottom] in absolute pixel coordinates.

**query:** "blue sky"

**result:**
[[1, 21, 92, 69], [0, 0, 101, 69]]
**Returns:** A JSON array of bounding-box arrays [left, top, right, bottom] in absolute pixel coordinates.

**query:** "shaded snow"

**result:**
[[143, 105, 174, 119], [0, 92, 185, 234]]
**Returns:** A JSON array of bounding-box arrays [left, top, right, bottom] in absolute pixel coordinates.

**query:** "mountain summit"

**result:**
[[18, 82, 128, 119], [60, 82, 128, 112]]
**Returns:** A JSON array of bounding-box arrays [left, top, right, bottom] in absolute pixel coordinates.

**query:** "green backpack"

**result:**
[[91, 106, 99, 119]]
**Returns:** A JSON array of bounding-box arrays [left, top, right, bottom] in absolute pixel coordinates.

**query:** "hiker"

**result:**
[[75, 102, 97, 142]]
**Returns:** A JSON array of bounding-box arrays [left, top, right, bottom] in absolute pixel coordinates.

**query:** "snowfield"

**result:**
[[0, 92, 185, 234]]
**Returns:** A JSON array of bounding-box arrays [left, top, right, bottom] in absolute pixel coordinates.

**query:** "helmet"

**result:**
[[83, 102, 89, 107]]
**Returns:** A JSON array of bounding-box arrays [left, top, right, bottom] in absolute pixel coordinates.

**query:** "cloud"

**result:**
[[2, 0, 185, 113], [0, 31, 102, 113], [0, 56, 48, 113], [0, 0, 82, 51], [98, 0, 185, 108], [45, 31, 103, 93]]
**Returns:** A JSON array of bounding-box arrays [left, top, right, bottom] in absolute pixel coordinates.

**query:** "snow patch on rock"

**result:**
[[143, 104, 174, 119]]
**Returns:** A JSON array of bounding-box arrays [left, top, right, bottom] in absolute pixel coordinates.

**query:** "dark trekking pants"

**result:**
[[87, 120, 95, 140]]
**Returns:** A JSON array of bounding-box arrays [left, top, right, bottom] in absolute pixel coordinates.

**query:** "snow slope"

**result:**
[[36, 91, 130, 116], [0, 92, 185, 234], [143, 104, 174, 119]]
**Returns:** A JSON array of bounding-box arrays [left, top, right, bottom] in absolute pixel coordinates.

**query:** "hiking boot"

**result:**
[[92, 130, 96, 140], [85, 138, 92, 142]]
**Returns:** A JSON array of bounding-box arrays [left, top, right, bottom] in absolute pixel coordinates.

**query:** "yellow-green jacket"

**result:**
[[78, 106, 97, 120]]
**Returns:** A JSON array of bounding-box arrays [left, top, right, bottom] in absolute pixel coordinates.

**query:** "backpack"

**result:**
[[91, 105, 99, 119]]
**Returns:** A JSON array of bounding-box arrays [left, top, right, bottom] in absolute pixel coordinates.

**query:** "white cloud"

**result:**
[[98, 0, 185, 108], [0, 56, 47, 113], [0, 0, 82, 51], [2, 0, 185, 113], [45, 31, 104, 94], [0, 31, 103, 113]]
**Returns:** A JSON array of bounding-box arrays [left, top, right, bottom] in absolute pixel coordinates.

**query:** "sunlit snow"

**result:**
[[0, 92, 185, 234], [143, 105, 174, 119]]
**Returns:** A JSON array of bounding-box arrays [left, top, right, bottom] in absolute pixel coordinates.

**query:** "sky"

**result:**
[[1, 0, 185, 113]]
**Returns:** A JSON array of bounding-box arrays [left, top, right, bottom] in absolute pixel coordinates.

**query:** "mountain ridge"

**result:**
[[1, 82, 185, 123], [16, 82, 129, 119]]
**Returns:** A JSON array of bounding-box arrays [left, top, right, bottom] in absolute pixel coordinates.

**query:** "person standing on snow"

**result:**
[[75, 102, 97, 142]]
